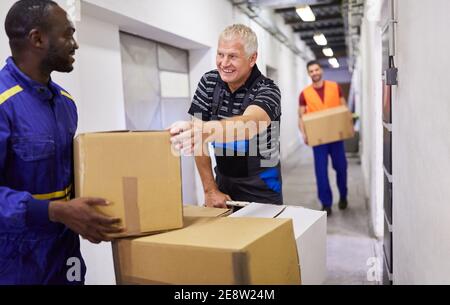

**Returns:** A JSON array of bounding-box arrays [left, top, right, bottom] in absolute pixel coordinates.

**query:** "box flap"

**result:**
[[229, 202, 286, 218], [277, 206, 326, 238], [183, 205, 231, 218]]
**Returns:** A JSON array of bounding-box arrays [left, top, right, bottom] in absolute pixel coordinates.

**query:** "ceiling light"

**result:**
[[313, 33, 327, 46], [322, 47, 334, 57], [328, 57, 340, 69], [296, 5, 316, 22]]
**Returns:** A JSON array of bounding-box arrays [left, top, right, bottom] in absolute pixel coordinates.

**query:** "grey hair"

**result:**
[[219, 24, 258, 57]]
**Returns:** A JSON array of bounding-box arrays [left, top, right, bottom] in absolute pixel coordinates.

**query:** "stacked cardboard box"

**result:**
[[74, 133, 302, 285], [74, 131, 183, 238]]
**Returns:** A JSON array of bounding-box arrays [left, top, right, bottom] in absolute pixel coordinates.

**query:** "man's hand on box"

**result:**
[[49, 198, 124, 244], [204, 189, 231, 209]]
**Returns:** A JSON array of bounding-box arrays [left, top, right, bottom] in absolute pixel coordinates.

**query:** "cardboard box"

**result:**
[[231, 203, 327, 285], [74, 131, 183, 238], [303, 105, 355, 147], [112, 217, 301, 285]]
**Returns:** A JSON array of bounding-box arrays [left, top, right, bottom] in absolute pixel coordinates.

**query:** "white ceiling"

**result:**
[[250, 0, 335, 9]]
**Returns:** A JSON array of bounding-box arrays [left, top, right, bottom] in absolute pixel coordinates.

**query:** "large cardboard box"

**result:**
[[74, 131, 183, 238], [231, 203, 327, 285], [303, 105, 355, 147], [112, 217, 301, 285]]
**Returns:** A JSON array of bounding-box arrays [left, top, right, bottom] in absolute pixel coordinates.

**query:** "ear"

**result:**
[[28, 28, 47, 49], [249, 52, 258, 67]]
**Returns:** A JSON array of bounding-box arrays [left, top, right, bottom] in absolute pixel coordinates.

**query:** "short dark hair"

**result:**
[[5, 0, 58, 51], [306, 60, 322, 70]]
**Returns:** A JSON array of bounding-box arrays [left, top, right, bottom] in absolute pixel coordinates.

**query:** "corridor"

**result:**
[[283, 146, 380, 284]]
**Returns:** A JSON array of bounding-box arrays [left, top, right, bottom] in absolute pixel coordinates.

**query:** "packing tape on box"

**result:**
[[232, 252, 251, 284], [111, 241, 124, 284], [122, 177, 141, 233]]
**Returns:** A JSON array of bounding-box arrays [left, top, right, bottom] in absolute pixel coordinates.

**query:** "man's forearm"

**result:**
[[299, 119, 306, 137], [298, 107, 307, 137], [203, 110, 269, 144], [203, 116, 251, 144], [195, 155, 218, 193]]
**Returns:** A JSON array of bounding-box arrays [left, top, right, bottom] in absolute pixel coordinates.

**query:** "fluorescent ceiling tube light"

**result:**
[[328, 57, 340, 68], [322, 47, 334, 57], [313, 33, 327, 46], [296, 5, 316, 22]]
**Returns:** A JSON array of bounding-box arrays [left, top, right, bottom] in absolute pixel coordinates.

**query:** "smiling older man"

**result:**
[[170, 24, 283, 208]]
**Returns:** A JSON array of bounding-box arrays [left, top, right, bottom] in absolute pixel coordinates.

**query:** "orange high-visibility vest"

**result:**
[[303, 81, 341, 113]]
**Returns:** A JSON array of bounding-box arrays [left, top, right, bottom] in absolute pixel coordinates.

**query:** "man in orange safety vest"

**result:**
[[298, 60, 349, 217]]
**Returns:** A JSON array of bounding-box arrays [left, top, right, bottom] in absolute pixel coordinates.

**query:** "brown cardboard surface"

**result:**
[[303, 105, 355, 147], [74, 131, 183, 238], [113, 217, 301, 285], [183, 205, 231, 218]]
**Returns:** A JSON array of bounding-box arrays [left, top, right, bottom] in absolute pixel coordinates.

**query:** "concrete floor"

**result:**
[[282, 144, 380, 285]]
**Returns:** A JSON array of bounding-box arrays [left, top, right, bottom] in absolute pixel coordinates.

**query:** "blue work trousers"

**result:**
[[312, 141, 348, 207]]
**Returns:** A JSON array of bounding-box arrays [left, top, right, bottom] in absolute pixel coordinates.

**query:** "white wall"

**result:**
[[84, 0, 232, 51], [0, 0, 12, 66], [357, 0, 450, 284], [355, 0, 384, 239], [0, 0, 23, 61], [392, 0, 450, 284], [74, 15, 126, 133]]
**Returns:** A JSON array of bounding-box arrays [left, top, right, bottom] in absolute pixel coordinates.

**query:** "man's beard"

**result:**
[[41, 43, 73, 74], [312, 74, 322, 83]]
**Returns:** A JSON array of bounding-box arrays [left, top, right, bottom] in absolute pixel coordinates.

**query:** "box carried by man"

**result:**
[[74, 131, 183, 238], [302, 105, 355, 147]]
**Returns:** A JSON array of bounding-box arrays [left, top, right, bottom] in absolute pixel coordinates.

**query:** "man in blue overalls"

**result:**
[[0, 0, 122, 284], [170, 24, 283, 207]]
